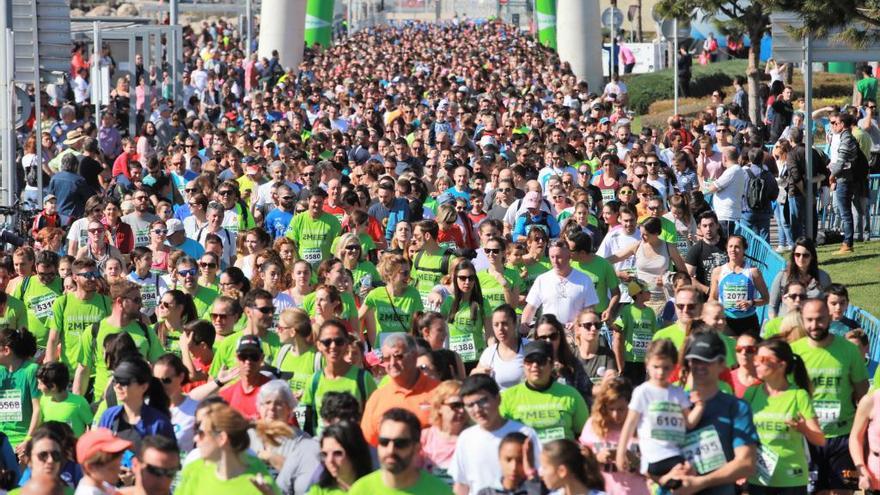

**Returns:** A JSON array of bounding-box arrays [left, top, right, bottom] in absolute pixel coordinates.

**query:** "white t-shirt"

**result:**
[[712, 165, 747, 221], [67, 217, 91, 251], [476, 339, 528, 390], [525, 268, 599, 325], [449, 420, 542, 494], [127, 271, 169, 317], [171, 396, 198, 453], [629, 381, 691, 471]]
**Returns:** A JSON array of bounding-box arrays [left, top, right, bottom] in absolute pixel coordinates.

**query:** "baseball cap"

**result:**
[[524, 340, 553, 361], [684, 332, 727, 362], [44, 194, 57, 203], [599, 117, 610, 125], [523, 191, 541, 209], [76, 428, 132, 464], [237, 335, 263, 354], [165, 218, 185, 235]]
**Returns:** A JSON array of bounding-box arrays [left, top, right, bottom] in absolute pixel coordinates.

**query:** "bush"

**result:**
[[626, 60, 749, 114]]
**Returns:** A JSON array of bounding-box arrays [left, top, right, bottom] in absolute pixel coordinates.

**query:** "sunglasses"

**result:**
[[114, 377, 137, 387], [88, 227, 105, 234], [535, 333, 559, 341], [735, 345, 756, 354], [444, 401, 465, 411], [185, 188, 198, 194], [675, 303, 698, 311], [463, 396, 491, 411], [252, 305, 275, 314], [158, 376, 175, 384], [793, 252, 811, 258], [457, 275, 476, 281], [199, 262, 217, 269], [178, 268, 198, 277], [218, 190, 234, 196], [76, 271, 101, 280], [377, 436, 414, 449], [484, 248, 501, 255], [344, 245, 361, 251], [237, 352, 263, 362], [755, 355, 781, 366], [35, 450, 62, 463], [319, 337, 349, 347], [143, 463, 179, 479], [579, 321, 601, 329], [634, 174, 647, 179], [152, 229, 168, 235], [785, 293, 806, 300], [524, 356, 550, 366], [211, 313, 230, 320], [158, 300, 174, 309]]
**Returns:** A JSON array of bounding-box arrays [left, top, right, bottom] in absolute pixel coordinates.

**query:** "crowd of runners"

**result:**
[[2, 15, 880, 495]]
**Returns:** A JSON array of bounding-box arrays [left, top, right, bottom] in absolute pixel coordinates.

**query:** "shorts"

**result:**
[[726, 314, 760, 338], [809, 434, 857, 491], [622, 361, 646, 386]]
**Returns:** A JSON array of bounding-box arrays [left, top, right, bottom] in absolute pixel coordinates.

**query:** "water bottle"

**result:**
[[361, 275, 372, 290]]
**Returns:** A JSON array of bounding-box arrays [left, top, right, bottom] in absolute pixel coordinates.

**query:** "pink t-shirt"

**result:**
[[420, 425, 458, 470], [579, 418, 649, 495]]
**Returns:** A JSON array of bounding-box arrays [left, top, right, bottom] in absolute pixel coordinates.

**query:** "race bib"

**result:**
[[632, 331, 651, 360], [439, 241, 458, 252], [814, 400, 841, 429], [755, 444, 780, 484], [449, 333, 477, 362], [134, 229, 150, 247], [722, 282, 748, 309], [648, 401, 686, 444], [538, 427, 566, 443], [682, 426, 725, 475], [676, 234, 690, 256], [141, 284, 159, 310], [601, 188, 616, 203], [302, 248, 322, 265], [0, 389, 23, 422], [30, 293, 56, 319]]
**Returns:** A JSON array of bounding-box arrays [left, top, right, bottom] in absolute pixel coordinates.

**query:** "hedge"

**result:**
[[625, 60, 749, 114]]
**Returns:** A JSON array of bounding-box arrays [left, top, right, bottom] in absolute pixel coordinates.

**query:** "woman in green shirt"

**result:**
[[335, 233, 380, 300], [308, 420, 374, 494], [360, 253, 423, 346], [0, 327, 40, 449], [478, 236, 520, 312], [440, 260, 489, 368], [153, 289, 198, 354], [745, 339, 825, 493]]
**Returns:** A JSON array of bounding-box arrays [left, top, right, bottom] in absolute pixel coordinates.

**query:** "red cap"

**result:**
[[76, 428, 132, 464]]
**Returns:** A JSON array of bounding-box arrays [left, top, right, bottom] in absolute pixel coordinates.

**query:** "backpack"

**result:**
[[522, 211, 551, 235], [745, 167, 778, 211]]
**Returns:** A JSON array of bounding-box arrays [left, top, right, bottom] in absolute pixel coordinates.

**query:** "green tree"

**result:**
[[654, 1, 770, 123], [774, 0, 880, 46]]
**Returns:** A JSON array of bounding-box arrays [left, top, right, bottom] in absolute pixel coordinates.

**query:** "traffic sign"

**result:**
[[601, 7, 624, 29]]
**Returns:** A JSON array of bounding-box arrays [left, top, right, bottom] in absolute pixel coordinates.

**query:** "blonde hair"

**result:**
[[254, 419, 295, 448], [429, 380, 462, 427], [277, 307, 312, 339], [200, 403, 252, 453], [377, 252, 409, 281], [590, 378, 633, 439], [335, 233, 362, 261], [436, 204, 458, 226], [779, 311, 807, 343]]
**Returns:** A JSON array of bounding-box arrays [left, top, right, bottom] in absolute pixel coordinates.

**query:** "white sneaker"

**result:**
[[775, 246, 787, 253]]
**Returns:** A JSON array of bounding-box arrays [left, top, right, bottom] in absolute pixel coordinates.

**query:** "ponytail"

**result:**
[[0, 328, 37, 360], [144, 376, 171, 418], [254, 419, 294, 448], [789, 354, 814, 396], [542, 439, 605, 491]]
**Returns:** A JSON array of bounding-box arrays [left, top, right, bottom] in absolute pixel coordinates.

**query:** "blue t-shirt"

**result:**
[[717, 267, 757, 319], [265, 208, 294, 239], [685, 391, 758, 495]]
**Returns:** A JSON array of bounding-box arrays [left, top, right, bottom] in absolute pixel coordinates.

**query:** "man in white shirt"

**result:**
[[707, 147, 746, 237], [520, 240, 599, 333], [450, 374, 541, 495], [597, 205, 641, 302]]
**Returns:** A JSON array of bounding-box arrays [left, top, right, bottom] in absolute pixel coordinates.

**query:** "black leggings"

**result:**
[[746, 484, 807, 495]]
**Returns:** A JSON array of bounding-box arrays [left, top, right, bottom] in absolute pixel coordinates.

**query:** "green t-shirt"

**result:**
[[287, 211, 342, 267], [791, 336, 869, 438], [651, 324, 736, 366], [49, 292, 112, 374], [350, 260, 381, 294], [572, 256, 621, 313], [8, 487, 73, 495], [478, 268, 524, 312], [857, 76, 878, 102], [349, 470, 452, 495], [209, 330, 282, 377], [613, 303, 658, 363], [0, 360, 40, 447], [440, 298, 490, 363], [39, 392, 93, 437], [363, 286, 424, 336], [300, 366, 377, 426], [308, 486, 347, 495], [302, 291, 359, 323], [276, 346, 321, 394], [176, 456, 281, 495], [0, 296, 27, 333], [514, 258, 552, 296], [762, 316, 783, 339], [14, 276, 63, 348], [191, 285, 220, 319], [500, 381, 590, 443], [411, 250, 452, 306], [80, 319, 164, 399], [744, 385, 815, 487]]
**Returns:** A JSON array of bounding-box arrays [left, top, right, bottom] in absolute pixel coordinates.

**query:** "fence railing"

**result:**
[[735, 219, 880, 374], [817, 173, 880, 239]]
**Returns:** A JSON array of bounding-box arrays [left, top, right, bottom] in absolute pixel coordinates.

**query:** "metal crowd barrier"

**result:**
[[816, 174, 880, 239]]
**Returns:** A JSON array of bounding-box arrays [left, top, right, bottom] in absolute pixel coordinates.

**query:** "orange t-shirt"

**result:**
[[360, 372, 440, 446]]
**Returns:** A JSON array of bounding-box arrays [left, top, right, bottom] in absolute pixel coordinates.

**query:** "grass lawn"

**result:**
[[817, 241, 880, 317]]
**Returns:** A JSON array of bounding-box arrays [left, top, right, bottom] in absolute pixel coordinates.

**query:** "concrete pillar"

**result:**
[[259, 0, 307, 70], [557, 0, 603, 95]]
